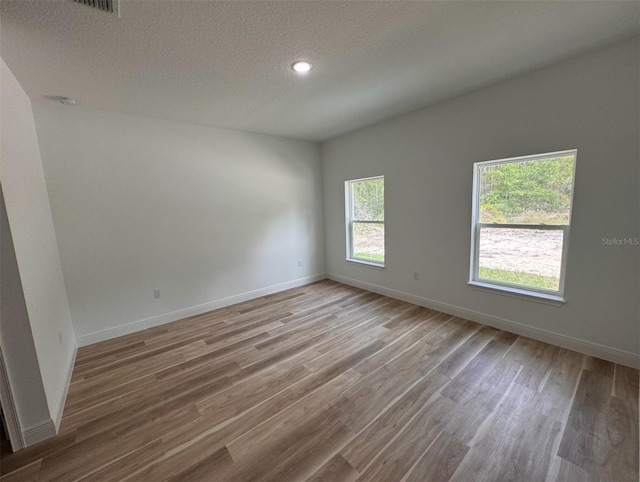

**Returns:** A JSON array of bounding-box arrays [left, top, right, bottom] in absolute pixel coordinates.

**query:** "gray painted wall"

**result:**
[[323, 38, 639, 358], [1, 58, 76, 433], [33, 104, 325, 342], [0, 187, 50, 432]]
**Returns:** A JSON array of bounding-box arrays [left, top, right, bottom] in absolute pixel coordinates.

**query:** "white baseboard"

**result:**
[[22, 418, 56, 447], [76, 274, 327, 347], [53, 343, 77, 431], [328, 273, 639, 369]]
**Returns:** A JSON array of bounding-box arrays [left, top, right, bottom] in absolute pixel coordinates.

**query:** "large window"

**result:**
[[345, 176, 384, 267], [469, 150, 576, 300]]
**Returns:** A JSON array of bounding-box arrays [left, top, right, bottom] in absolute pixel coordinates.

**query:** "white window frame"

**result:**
[[345, 176, 385, 268], [468, 150, 577, 302]]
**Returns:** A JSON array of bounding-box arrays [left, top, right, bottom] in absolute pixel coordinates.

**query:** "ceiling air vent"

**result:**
[[73, 0, 120, 16]]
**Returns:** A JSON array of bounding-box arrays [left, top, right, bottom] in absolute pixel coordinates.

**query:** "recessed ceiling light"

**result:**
[[56, 96, 76, 106], [291, 61, 313, 74]]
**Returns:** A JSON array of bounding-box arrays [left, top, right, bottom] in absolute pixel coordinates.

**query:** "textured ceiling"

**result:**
[[1, 1, 638, 142]]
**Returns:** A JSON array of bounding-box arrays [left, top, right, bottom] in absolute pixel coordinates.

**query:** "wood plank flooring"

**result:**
[[1, 280, 638, 481]]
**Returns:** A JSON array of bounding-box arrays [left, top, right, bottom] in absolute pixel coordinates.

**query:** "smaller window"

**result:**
[[345, 176, 385, 267], [469, 150, 576, 301]]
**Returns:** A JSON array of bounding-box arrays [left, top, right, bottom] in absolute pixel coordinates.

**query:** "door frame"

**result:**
[[0, 348, 24, 451]]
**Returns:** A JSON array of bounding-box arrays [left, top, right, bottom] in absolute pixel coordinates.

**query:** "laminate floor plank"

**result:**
[[441, 360, 521, 447], [340, 370, 450, 472], [513, 341, 560, 392], [614, 364, 640, 404], [334, 296, 396, 321], [66, 350, 186, 403], [555, 394, 638, 481], [200, 315, 287, 347], [166, 446, 235, 482], [557, 365, 639, 481], [0, 430, 76, 477], [310, 313, 390, 355], [302, 325, 389, 372], [231, 309, 391, 381], [127, 389, 308, 481], [340, 336, 451, 433], [194, 323, 280, 356], [75, 439, 165, 482], [465, 399, 562, 482], [73, 328, 169, 364], [2, 280, 636, 482], [404, 430, 469, 482], [440, 338, 518, 406], [227, 370, 361, 462], [562, 369, 613, 440], [436, 325, 497, 378], [583, 356, 616, 378], [182, 339, 379, 467], [605, 396, 639, 481], [381, 305, 434, 330], [64, 372, 156, 417], [237, 291, 306, 314], [351, 313, 462, 378], [357, 396, 455, 481], [196, 364, 311, 421], [60, 398, 125, 435], [73, 341, 146, 368], [235, 320, 334, 368], [533, 348, 584, 422], [553, 457, 593, 482], [154, 333, 269, 380], [306, 453, 360, 482], [221, 406, 354, 482], [287, 340, 386, 403], [263, 312, 338, 339], [0, 459, 42, 482], [38, 404, 201, 481]]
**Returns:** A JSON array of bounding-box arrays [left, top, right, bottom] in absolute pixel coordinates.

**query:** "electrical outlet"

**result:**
[[413, 272, 419, 281], [58, 332, 63, 345], [154, 289, 161, 299], [297, 259, 302, 267]]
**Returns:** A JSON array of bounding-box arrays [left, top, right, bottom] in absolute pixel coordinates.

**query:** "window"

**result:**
[[469, 150, 576, 300], [345, 176, 385, 267]]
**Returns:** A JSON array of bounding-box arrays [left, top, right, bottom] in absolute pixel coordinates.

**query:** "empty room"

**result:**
[[0, 1, 638, 481]]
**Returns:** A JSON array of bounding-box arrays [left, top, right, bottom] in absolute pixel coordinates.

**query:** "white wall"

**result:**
[[323, 38, 639, 363], [33, 105, 325, 344], [0, 59, 76, 437], [0, 187, 50, 435]]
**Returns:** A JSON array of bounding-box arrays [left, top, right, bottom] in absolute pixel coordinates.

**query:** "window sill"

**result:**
[[468, 281, 565, 306], [346, 258, 385, 269]]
